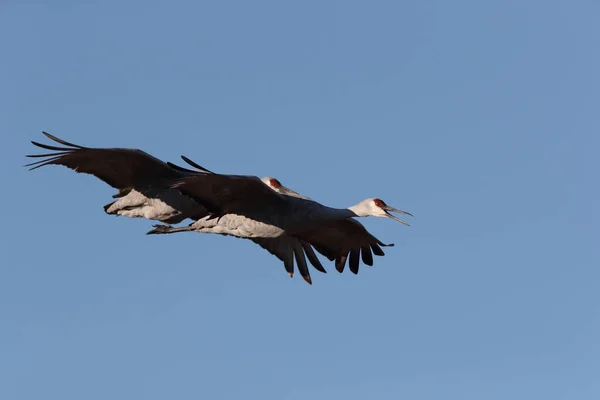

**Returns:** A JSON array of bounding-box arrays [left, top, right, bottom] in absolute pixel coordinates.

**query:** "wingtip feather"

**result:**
[[180, 155, 215, 174], [40, 131, 86, 149]]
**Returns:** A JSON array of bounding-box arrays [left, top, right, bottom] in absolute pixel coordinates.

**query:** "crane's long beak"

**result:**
[[383, 205, 413, 226]]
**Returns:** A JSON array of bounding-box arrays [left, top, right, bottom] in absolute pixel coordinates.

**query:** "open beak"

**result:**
[[383, 205, 413, 226]]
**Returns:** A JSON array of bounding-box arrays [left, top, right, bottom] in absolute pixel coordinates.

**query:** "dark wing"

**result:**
[[295, 219, 394, 275], [251, 236, 327, 285], [169, 173, 289, 220], [167, 155, 216, 175], [26, 131, 192, 189]]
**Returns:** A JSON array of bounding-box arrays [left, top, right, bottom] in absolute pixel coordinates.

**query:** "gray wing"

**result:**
[[295, 219, 394, 275], [251, 236, 327, 285]]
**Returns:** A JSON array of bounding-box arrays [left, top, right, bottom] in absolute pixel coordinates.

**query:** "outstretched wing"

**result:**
[[26, 131, 192, 189], [251, 236, 327, 285], [169, 173, 289, 219], [295, 219, 394, 275]]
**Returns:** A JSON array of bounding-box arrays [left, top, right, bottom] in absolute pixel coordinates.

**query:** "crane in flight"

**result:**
[[26, 131, 412, 284], [151, 156, 410, 276], [156, 156, 412, 274]]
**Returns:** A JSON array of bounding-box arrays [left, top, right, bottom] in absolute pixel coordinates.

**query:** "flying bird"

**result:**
[[26, 132, 327, 283], [157, 157, 413, 275]]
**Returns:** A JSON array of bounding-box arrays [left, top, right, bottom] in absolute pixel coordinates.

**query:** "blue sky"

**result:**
[[1, 1, 599, 399]]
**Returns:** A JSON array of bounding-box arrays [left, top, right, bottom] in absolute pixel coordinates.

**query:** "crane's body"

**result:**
[[168, 173, 411, 233], [151, 192, 386, 238]]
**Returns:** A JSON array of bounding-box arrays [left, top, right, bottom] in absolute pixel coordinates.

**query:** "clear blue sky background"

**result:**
[[1, 1, 598, 399]]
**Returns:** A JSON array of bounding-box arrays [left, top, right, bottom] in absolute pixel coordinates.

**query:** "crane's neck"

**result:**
[[287, 197, 364, 224], [347, 203, 368, 218], [321, 204, 364, 220]]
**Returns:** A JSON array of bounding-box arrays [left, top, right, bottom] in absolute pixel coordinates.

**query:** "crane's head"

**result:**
[[261, 177, 312, 200], [353, 198, 413, 226], [261, 177, 283, 191]]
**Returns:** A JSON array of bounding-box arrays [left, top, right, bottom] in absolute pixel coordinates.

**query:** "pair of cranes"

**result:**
[[26, 132, 412, 284]]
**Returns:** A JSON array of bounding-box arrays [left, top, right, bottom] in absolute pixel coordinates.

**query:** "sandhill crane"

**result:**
[[155, 157, 413, 275], [26, 132, 326, 283]]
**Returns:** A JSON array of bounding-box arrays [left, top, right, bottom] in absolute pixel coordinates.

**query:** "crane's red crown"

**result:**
[[269, 178, 281, 189], [373, 198, 386, 208]]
